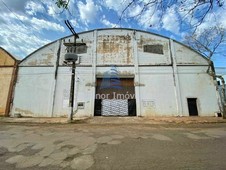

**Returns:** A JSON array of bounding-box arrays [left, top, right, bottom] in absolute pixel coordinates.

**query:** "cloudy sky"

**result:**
[[0, 0, 225, 75]]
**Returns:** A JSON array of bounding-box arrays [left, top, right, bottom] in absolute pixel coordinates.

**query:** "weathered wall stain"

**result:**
[[97, 35, 133, 64], [27, 53, 54, 66], [15, 108, 34, 117]]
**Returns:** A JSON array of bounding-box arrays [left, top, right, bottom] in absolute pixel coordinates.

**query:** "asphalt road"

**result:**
[[0, 123, 226, 170]]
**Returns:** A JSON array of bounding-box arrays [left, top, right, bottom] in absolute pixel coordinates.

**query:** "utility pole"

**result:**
[[64, 20, 79, 122]]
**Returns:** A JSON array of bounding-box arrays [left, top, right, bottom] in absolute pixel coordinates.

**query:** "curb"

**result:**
[[1, 117, 226, 125]]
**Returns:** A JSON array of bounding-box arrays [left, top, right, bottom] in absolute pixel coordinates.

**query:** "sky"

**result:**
[[0, 0, 225, 77]]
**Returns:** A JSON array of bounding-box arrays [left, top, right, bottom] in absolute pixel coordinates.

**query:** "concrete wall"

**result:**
[[52, 67, 93, 117], [138, 67, 177, 116], [12, 67, 55, 117], [178, 66, 219, 116], [136, 31, 171, 65], [11, 28, 220, 117]]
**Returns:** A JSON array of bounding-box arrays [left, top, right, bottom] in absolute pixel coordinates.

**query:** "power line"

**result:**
[[1, 0, 28, 28], [0, 0, 44, 48]]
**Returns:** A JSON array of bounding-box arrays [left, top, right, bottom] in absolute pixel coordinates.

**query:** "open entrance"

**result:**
[[187, 98, 198, 116], [94, 78, 136, 116]]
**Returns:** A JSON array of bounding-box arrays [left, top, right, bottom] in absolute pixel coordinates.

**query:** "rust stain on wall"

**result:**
[[27, 60, 38, 66], [27, 53, 54, 66], [97, 35, 133, 64], [98, 36, 121, 54], [137, 35, 167, 50], [40, 54, 54, 65]]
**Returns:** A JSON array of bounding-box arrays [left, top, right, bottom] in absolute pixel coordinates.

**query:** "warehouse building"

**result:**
[[0, 47, 18, 116], [11, 28, 220, 117]]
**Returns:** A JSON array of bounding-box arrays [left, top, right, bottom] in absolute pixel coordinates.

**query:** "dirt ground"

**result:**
[[0, 122, 226, 170]]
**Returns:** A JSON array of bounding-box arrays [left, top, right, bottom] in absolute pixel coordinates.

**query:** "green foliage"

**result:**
[[54, 0, 69, 9]]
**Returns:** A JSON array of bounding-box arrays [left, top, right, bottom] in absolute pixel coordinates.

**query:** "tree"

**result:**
[[54, 0, 224, 30], [118, 0, 224, 28], [54, 0, 70, 9], [184, 25, 225, 61], [184, 25, 226, 118]]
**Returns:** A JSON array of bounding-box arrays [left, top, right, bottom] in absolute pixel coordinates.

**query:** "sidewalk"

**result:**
[[0, 116, 226, 125]]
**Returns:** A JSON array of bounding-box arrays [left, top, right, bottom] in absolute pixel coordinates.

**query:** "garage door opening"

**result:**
[[94, 78, 136, 116], [187, 98, 198, 116]]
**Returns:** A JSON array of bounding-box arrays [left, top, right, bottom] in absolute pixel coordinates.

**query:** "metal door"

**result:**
[[95, 78, 136, 116]]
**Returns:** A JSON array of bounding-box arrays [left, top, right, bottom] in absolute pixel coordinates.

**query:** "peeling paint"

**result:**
[[97, 35, 133, 64], [27, 53, 54, 66], [15, 108, 34, 117], [137, 36, 165, 49]]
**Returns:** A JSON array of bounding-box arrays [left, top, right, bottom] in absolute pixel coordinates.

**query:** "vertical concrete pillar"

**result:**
[[169, 39, 183, 116], [133, 31, 141, 116], [50, 40, 62, 117], [91, 30, 97, 116]]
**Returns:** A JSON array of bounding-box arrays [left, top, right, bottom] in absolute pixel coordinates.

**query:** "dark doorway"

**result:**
[[187, 98, 198, 116], [95, 78, 136, 116], [94, 99, 102, 116], [128, 99, 136, 116]]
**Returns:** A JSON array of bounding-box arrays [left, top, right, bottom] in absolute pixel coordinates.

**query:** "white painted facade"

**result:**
[[11, 28, 220, 117]]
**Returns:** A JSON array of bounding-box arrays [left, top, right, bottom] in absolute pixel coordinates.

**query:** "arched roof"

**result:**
[[20, 28, 210, 64]]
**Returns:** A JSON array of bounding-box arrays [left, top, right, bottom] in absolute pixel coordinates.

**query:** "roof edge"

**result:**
[[0, 47, 20, 62]]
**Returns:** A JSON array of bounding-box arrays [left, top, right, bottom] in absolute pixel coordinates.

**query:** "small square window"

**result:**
[[77, 102, 85, 109], [143, 44, 164, 54], [64, 43, 87, 54]]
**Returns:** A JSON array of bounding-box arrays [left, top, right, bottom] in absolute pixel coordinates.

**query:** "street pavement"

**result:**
[[0, 119, 226, 170]]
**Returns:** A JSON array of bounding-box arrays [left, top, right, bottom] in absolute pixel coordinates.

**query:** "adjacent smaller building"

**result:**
[[0, 47, 18, 116], [218, 83, 226, 116]]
